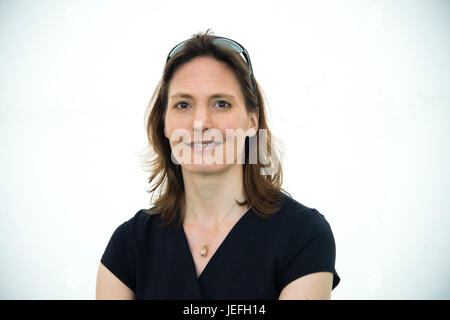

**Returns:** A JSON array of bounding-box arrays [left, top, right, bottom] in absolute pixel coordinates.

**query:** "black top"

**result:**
[[101, 194, 340, 299]]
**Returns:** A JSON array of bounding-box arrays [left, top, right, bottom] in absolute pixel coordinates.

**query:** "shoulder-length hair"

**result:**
[[141, 29, 290, 228]]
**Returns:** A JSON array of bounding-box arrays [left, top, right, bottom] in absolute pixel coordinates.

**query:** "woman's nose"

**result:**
[[192, 104, 211, 131]]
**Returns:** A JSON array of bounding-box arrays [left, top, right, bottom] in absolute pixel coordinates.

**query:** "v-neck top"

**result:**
[[100, 194, 340, 299]]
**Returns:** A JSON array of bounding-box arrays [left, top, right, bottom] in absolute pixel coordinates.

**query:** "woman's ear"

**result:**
[[247, 111, 259, 137]]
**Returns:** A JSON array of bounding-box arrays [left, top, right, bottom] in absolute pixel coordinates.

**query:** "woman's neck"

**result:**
[[181, 165, 247, 227]]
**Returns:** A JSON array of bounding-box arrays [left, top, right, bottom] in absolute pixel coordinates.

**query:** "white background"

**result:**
[[1, 0, 449, 299]]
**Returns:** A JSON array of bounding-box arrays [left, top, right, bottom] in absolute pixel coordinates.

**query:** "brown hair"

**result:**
[[141, 29, 290, 228]]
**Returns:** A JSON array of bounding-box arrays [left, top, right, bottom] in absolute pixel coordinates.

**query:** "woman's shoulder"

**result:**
[[274, 194, 340, 290], [274, 193, 332, 235], [132, 207, 162, 224], [115, 207, 166, 240], [119, 207, 160, 227]]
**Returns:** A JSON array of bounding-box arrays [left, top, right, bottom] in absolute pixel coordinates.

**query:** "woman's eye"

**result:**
[[174, 100, 231, 110], [215, 100, 231, 108], [175, 102, 190, 109]]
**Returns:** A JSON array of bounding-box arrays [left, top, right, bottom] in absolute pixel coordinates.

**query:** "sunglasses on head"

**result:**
[[165, 36, 257, 95]]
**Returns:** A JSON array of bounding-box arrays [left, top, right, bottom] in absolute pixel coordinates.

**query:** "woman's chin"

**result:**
[[180, 162, 232, 175]]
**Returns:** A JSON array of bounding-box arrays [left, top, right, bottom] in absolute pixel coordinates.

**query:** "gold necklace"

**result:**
[[193, 201, 239, 258]]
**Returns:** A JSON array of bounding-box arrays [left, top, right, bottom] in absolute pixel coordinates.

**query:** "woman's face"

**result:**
[[164, 56, 258, 174]]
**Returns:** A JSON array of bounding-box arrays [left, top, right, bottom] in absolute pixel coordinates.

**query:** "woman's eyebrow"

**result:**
[[170, 93, 236, 101]]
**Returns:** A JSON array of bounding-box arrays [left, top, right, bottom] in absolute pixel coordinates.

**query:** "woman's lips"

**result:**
[[184, 141, 223, 151]]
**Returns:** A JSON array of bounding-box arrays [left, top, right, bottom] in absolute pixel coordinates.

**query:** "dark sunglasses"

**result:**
[[165, 36, 257, 95]]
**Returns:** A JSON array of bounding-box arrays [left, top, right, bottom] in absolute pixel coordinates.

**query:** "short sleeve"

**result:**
[[100, 221, 136, 292], [280, 210, 340, 291]]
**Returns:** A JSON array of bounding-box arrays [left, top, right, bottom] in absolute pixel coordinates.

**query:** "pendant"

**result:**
[[200, 243, 208, 257]]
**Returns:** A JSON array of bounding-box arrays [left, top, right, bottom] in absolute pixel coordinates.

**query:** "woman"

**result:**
[[96, 29, 340, 299]]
